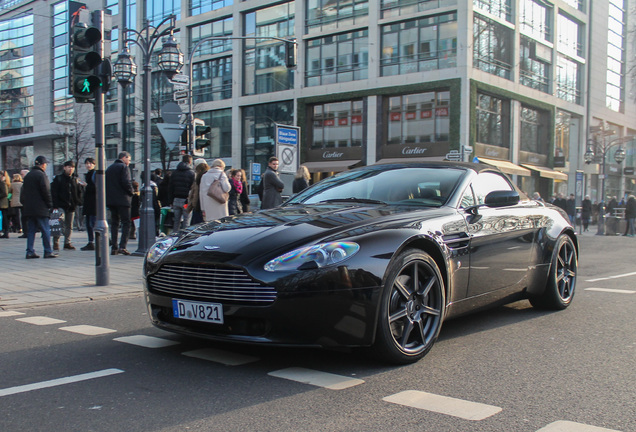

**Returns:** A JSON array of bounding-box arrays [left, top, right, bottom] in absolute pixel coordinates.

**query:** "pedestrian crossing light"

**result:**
[[193, 119, 211, 155], [70, 23, 102, 103]]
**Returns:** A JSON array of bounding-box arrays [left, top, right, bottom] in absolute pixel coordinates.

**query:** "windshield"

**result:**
[[286, 166, 466, 207]]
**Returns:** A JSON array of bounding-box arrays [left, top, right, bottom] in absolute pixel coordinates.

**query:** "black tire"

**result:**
[[530, 235, 577, 310], [373, 250, 445, 364]]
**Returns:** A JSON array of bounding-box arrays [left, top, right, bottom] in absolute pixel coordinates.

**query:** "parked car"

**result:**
[[143, 162, 578, 364]]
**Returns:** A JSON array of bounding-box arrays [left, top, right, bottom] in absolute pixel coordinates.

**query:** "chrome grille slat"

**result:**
[[148, 264, 276, 304]]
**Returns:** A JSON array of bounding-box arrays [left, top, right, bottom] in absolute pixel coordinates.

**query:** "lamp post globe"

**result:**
[[113, 46, 137, 85], [614, 147, 626, 164], [158, 34, 184, 78]]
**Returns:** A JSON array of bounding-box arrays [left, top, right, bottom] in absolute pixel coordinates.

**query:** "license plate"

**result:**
[[172, 299, 224, 324]]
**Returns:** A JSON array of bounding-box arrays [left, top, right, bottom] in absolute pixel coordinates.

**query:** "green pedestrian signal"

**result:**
[[69, 22, 102, 103]]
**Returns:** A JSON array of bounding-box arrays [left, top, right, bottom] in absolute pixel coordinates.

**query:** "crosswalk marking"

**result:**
[[536, 420, 622, 432], [585, 288, 635, 294], [16, 316, 66, 326], [59, 325, 117, 336], [0, 311, 25, 317], [383, 390, 502, 421], [0, 369, 124, 397], [113, 335, 180, 348], [268, 367, 364, 390], [585, 271, 636, 282], [182, 348, 259, 366]]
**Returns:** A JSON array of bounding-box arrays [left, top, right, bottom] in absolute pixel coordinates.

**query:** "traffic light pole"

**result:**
[[92, 9, 110, 285]]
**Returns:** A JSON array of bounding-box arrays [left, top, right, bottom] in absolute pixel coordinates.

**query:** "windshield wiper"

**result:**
[[319, 198, 386, 205]]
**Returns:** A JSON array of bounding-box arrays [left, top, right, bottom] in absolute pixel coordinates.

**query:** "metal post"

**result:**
[[92, 10, 110, 285]]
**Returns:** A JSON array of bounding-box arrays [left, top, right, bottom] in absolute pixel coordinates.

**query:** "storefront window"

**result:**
[[242, 102, 294, 172], [476, 93, 508, 148], [310, 100, 364, 150]]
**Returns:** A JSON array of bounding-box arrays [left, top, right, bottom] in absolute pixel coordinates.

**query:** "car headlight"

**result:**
[[146, 236, 177, 264], [264, 242, 360, 272]]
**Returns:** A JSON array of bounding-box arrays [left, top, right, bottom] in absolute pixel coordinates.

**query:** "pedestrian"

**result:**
[[199, 158, 231, 222], [0, 170, 10, 238], [293, 165, 311, 194], [10, 173, 24, 236], [169, 154, 195, 230], [261, 156, 284, 209], [187, 160, 209, 225], [50, 160, 81, 250], [565, 193, 576, 224], [553, 193, 567, 212], [106, 151, 133, 255], [581, 195, 592, 232], [239, 168, 250, 213], [80, 157, 97, 251], [228, 169, 245, 215], [606, 196, 618, 216], [531, 192, 543, 202], [157, 170, 172, 208], [624, 194, 636, 237], [21, 156, 57, 258]]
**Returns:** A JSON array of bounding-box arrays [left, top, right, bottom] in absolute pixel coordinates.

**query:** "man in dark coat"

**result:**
[[106, 151, 133, 255], [261, 157, 285, 209], [51, 160, 81, 250], [20, 156, 57, 258], [81, 157, 97, 251], [169, 155, 195, 231]]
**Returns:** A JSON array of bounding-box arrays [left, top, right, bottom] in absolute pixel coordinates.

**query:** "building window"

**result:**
[[557, 13, 582, 58], [384, 91, 449, 146], [555, 110, 571, 163], [519, 36, 550, 93], [306, 30, 369, 86], [474, 0, 512, 23], [106, 85, 118, 113], [190, 17, 233, 58], [147, 0, 180, 27], [520, 106, 548, 155], [561, 0, 584, 12], [51, 2, 71, 124], [606, 0, 625, 112], [556, 55, 581, 104], [244, 2, 295, 95], [190, 0, 232, 17], [309, 100, 364, 150], [193, 109, 232, 159], [306, 0, 368, 34], [381, 0, 457, 19], [242, 102, 294, 171], [520, 0, 551, 42], [105, 124, 119, 160], [476, 93, 508, 148], [381, 13, 457, 76], [473, 15, 513, 80], [106, 0, 119, 16], [192, 57, 232, 102]]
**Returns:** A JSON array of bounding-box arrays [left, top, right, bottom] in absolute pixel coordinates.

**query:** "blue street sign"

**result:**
[[251, 163, 261, 176], [276, 125, 299, 146], [473, 156, 480, 163], [253, 175, 261, 182]]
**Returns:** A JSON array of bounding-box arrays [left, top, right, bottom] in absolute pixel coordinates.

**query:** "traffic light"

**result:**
[[70, 22, 102, 103], [193, 118, 211, 156], [284, 40, 297, 68]]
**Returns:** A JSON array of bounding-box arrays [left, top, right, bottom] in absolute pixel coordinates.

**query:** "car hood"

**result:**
[[163, 203, 452, 264]]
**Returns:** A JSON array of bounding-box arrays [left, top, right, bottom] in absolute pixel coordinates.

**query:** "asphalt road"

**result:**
[[1, 234, 634, 432]]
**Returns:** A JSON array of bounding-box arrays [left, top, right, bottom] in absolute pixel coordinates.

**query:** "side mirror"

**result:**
[[484, 190, 519, 207]]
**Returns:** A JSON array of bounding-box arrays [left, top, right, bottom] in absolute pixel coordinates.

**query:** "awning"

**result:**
[[521, 164, 568, 181], [477, 157, 531, 176], [303, 160, 361, 173]]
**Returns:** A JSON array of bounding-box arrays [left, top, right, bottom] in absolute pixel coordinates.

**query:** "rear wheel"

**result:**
[[373, 250, 445, 364], [530, 235, 577, 310]]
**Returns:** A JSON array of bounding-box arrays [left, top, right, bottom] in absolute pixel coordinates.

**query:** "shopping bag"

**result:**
[[49, 208, 65, 237]]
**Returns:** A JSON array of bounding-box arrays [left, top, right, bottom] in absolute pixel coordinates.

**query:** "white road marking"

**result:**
[[15, 316, 66, 326], [536, 420, 622, 432], [383, 390, 502, 421], [268, 367, 364, 390], [182, 348, 259, 366], [586, 271, 636, 282], [113, 335, 180, 348], [0, 311, 25, 317], [0, 369, 124, 397], [585, 288, 635, 294], [59, 325, 117, 335]]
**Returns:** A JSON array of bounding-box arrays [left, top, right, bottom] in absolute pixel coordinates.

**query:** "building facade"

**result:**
[[1, 0, 635, 203]]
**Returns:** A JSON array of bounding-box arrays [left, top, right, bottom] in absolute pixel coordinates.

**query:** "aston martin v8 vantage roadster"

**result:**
[[143, 162, 578, 364]]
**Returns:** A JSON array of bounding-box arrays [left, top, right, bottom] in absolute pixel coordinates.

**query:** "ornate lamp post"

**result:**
[[585, 136, 630, 235], [112, 15, 184, 255]]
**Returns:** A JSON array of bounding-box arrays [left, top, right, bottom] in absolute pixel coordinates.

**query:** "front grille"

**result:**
[[148, 264, 276, 305]]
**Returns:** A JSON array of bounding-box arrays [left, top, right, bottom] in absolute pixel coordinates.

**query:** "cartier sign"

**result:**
[[323, 151, 344, 159], [402, 147, 427, 155]]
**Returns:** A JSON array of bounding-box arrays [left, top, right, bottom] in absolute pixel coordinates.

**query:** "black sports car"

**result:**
[[143, 162, 578, 364]]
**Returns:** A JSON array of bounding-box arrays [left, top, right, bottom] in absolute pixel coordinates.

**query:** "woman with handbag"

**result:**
[[199, 159, 231, 222]]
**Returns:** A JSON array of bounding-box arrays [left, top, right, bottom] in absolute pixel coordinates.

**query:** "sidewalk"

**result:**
[[0, 229, 144, 309]]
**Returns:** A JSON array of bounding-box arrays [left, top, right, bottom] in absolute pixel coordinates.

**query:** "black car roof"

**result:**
[[367, 160, 498, 174]]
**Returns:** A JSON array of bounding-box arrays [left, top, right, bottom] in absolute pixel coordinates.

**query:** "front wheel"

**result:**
[[373, 250, 445, 364], [530, 234, 577, 310]]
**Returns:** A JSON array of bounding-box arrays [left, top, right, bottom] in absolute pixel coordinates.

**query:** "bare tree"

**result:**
[[51, 103, 95, 172]]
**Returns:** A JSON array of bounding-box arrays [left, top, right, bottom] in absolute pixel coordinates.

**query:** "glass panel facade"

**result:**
[[306, 30, 369, 86], [476, 93, 508, 148], [196, 109, 232, 159], [1, 12, 35, 136], [555, 110, 571, 161], [473, 14, 513, 80], [309, 100, 365, 149], [244, 2, 295, 95], [380, 13, 457, 76], [606, 0, 625, 112], [519, 36, 549, 93], [147, 0, 181, 27], [190, 17, 233, 57], [242, 101, 294, 171], [192, 57, 232, 102], [556, 55, 581, 104], [473, 0, 512, 23], [557, 13, 582, 57], [190, 0, 232, 17], [306, 0, 369, 34], [384, 91, 449, 145], [520, 106, 548, 154], [381, 0, 457, 19], [520, 0, 551, 42]]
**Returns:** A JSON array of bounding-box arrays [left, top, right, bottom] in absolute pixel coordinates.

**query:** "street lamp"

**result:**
[[112, 15, 184, 255], [585, 135, 631, 235]]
